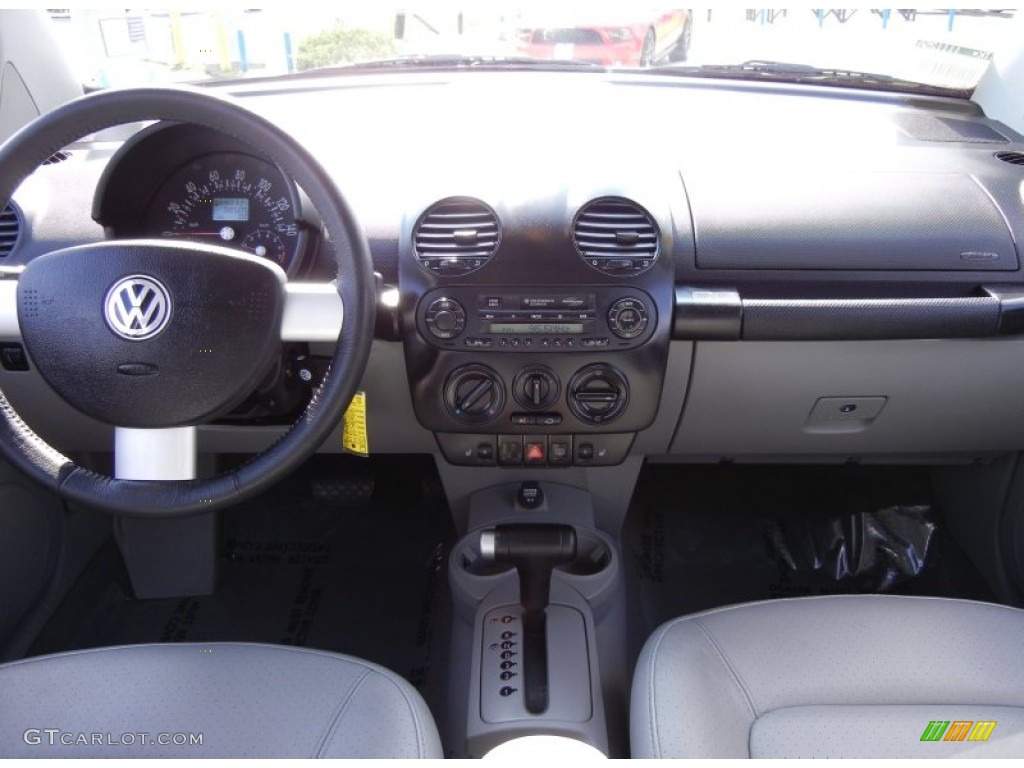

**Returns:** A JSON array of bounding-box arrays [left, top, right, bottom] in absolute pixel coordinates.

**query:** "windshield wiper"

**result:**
[[644, 59, 969, 98], [293, 54, 605, 77]]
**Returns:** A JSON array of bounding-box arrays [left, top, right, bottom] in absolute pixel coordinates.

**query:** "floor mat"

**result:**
[[29, 455, 455, 704], [623, 464, 995, 639]]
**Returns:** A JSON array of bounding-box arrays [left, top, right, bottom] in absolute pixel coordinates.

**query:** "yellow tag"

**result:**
[[342, 391, 369, 456]]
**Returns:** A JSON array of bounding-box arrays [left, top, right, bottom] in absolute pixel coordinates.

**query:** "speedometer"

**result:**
[[144, 153, 303, 273]]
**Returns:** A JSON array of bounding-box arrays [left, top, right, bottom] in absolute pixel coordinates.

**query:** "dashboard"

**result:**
[[4, 70, 1024, 470]]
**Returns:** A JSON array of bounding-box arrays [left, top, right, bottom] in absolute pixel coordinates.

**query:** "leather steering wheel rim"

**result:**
[[0, 86, 376, 516]]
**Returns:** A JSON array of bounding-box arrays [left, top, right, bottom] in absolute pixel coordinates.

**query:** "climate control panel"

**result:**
[[415, 287, 657, 352]]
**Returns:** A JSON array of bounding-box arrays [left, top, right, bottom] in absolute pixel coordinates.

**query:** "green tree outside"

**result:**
[[296, 22, 396, 71]]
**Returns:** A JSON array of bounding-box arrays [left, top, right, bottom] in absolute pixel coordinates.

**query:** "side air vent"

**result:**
[[0, 204, 21, 258], [42, 150, 72, 165], [573, 197, 659, 276], [413, 197, 500, 276], [995, 151, 1024, 166]]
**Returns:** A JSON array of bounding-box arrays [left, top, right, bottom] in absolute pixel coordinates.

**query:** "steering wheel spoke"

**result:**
[[281, 282, 343, 342], [0, 278, 20, 339], [114, 426, 197, 481]]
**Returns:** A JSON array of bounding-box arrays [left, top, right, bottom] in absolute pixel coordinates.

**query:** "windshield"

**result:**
[[47, 8, 1017, 94]]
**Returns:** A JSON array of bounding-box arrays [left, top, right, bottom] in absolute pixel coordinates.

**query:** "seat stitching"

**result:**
[[653, 593, 1016, 628], [646, 625, 670, 759], [695, 618, 759, 720], [375, 668, 431, 757], [313, 668, 371, 758]]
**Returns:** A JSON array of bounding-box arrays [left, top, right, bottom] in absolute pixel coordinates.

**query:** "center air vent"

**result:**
[[995, 151, 1024, 166], [0, 204, 21, 258], [573, 197, 659, 276], [42, 150, 72, 165], [413, 197, 500, 276]]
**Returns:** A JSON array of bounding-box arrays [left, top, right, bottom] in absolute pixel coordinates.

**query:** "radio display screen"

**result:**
[[488, 323, 585, 335]]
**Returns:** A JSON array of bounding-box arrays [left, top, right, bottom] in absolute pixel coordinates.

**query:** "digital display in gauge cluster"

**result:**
[[212, 197, 250, 222], [144, 152, 301, 271]]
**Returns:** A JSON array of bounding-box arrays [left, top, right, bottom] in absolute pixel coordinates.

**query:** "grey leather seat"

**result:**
[[631, 595, 1024, 758], [0, 642, 443, 758]]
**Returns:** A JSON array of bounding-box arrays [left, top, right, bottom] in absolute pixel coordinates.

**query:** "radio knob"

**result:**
[[433, 310, 457, 332], [425, 297, 465, 339], [608, 298, 649, 339]]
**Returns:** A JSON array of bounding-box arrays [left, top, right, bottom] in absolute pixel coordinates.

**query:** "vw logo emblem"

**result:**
[[103, 275, 172, 340]]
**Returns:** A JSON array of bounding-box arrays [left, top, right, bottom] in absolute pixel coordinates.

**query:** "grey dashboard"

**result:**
[[3, 70, 1024, 464]]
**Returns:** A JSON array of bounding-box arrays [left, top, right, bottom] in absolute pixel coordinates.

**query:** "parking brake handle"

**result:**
[[480, 522, 577, 714]]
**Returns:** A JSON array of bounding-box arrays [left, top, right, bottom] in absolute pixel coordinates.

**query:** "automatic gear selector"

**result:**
[[479, 522, 577, 713]]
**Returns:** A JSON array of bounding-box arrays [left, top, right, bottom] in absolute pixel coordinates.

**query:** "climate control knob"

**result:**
[[513, 365, 560, 410], [567, 364, 629, 425], [608, 297, 649, 339], [425, 297, 466, 339], [444, 364, 505, 425]]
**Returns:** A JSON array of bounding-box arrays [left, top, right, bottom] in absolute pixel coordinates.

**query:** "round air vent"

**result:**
[[413, 197, 500, 276], [573, 197, 659, 276], [995, 151, 1024, 166], [0, 203, 21, 259]]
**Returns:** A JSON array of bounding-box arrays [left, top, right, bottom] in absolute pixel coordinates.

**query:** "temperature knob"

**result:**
[[425, 297, 466, 339], [608, 297, 649, 339], [444, 365, 505, 425]]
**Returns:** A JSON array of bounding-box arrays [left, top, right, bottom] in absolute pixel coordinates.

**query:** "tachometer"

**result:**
[[145, 153, 303, 273]]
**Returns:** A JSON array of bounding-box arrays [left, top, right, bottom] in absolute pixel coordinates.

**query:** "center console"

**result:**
[[399, 181, 681, 756], [447, 482, 625, 757], [399, 190, 676, 471]]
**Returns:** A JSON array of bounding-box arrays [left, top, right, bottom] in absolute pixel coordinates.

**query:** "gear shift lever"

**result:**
[[480, 522, 577, 714]]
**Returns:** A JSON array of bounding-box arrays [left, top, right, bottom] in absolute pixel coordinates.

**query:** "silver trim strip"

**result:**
[[281, 283, 344, 342], [114, 426, 197, 481]]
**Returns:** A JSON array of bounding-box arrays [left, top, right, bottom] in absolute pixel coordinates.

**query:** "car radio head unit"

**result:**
[[418, 288, 654, 351]]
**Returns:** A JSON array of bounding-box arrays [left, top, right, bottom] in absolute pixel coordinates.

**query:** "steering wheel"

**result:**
[[0, 87, 375, 516]]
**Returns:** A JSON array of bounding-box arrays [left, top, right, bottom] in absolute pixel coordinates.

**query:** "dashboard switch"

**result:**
[[0, 343, 29, 371], [524, 437, 547, 466], [499, 436, 523, 466], [549, 439, 572, 466]]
